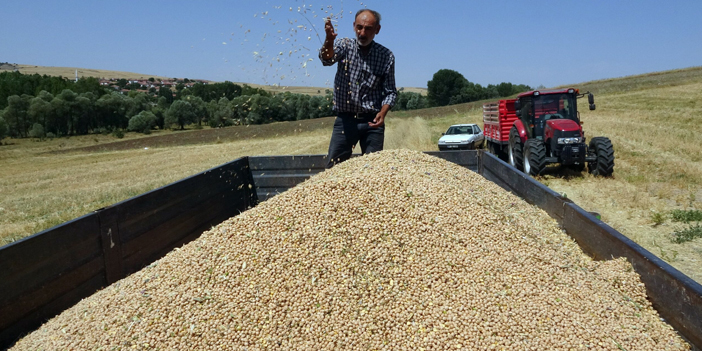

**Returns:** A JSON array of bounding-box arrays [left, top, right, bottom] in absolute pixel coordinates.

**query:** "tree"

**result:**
[[165, 100, 195, 129], [96, 92, 130, 131], [241, 84, 270, 97], [116, 79, 128, 89], [0, 114, 7, 140], [230, 95, 252, 125], [395, 92, 411, 110], [449, 81, 488, 105], [4, 94, 31, 137], [73, 77, 105, 96], [406, 93, 427, 110], [28, 123, 45, 140], [427, 69, 468, 107], [28, 95, 52, 129], [208, 97, 233, 128], [56, 89, 80, 135], [74, 95, 94, 134], [158, 86, 174, 104], [127, 92, 150, 118], [128, 111, 158, 133], [184, 96, 207, 126]]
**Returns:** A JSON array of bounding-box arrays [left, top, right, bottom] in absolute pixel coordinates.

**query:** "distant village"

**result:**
[[98, 78, 210, 95]]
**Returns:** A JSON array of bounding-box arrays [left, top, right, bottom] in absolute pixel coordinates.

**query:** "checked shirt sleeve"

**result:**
[[319, 38, 350, 66], [381, 53, 397, 108]]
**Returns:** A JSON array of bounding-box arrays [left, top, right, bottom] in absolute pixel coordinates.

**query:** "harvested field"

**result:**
[[11, 150, 688, 350]]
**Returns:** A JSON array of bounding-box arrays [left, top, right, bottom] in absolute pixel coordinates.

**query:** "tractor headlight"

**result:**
[[557, 137, 583, 144]]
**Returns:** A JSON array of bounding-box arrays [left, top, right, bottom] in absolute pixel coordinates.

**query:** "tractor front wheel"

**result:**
[[508, 128, 524, 171], [523, 139, 547, 176], [588, 137, 615, 176]]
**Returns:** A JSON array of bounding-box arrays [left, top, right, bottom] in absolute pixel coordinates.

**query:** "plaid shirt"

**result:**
[[319, 38, 397, 113]]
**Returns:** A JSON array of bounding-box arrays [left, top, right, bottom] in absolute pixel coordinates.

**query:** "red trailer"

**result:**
[[482, 99, 518, 161], [483, 88, 614, 177]]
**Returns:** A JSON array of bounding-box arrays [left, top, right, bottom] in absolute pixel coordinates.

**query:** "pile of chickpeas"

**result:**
[[12, 150, 689, 350]]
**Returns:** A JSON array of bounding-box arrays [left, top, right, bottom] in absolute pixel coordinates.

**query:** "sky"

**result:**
[[2, 0, 701, 90]]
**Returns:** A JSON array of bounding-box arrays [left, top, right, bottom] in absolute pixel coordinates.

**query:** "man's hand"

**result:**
[[368, 111, 386, 128], [369, 105, 391, 128], [324, 17, 337, 40], [321, 18, 337, 60]]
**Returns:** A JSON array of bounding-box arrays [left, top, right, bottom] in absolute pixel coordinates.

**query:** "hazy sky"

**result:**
[[2, 0, 701, 90]]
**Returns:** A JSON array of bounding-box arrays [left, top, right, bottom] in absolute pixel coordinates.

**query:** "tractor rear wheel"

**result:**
[[508, 128, 524, 171], [588, 137, 615, 176], [523, 139, 547, 176]]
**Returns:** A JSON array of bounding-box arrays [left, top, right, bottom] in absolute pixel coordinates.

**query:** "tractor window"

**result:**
[[533, 93, 577, 121]]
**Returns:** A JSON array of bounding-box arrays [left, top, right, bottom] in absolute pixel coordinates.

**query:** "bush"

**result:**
[[128, 111, 158, 134], [651, 211, 666, 226], [28, 123, 45, 140], [112, 129, 125, 138], [672, 223, 702, 244], [670, 209, 702, 223], [0, 116, 7, 140], [46, 132, 55, 139]]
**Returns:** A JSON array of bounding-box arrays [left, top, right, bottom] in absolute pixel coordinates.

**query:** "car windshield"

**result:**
[[446, 126, 473, 135]]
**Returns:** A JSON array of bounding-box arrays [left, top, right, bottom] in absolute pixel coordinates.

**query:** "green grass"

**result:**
[[671, 209, 702, 223], [672, 223, 702, 244]]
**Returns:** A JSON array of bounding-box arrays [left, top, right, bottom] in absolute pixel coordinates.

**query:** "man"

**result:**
[[319, 9, 397, 168]]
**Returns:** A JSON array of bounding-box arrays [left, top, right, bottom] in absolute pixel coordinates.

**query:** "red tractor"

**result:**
[[483, 88, 614, 176]]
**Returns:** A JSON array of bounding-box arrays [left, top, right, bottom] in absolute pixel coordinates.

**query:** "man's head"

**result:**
[[353, 9, 381, 47]]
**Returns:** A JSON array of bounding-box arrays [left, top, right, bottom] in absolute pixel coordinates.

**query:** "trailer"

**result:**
[[482, 99, 518, 161], [0, 151, 700, 349]]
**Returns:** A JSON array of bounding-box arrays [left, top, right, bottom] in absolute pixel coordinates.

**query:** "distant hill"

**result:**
[[0, 63, 427, 96]]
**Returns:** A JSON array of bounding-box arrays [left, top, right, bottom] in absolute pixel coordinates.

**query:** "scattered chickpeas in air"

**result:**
[[10, 150, 689, 350]]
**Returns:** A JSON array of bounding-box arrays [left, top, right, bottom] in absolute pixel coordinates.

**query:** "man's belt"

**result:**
[[339, 112, 377, 120]]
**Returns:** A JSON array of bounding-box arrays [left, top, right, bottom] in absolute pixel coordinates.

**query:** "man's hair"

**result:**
[[355, 9, 381, 26]]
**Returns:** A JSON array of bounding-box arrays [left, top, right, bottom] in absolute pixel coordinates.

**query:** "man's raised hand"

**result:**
[[324, 17, 337, 41]]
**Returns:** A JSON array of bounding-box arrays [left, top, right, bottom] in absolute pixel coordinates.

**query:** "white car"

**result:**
[[438, 124, 484, 151]]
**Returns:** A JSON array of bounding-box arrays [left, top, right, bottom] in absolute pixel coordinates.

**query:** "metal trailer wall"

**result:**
[[0, 150, 700, 350], [479, 151, 702, 350], [0, 157, 257, 349]]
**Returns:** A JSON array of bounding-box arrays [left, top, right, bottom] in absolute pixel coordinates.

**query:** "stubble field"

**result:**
[[0, 67, 700, 284]]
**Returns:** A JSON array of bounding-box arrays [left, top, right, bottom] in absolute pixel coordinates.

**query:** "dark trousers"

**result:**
[[326, 112, 385, 168]]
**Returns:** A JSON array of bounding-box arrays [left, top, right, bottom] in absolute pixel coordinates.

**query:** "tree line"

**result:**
[[0, 69, 532, 140], [0, 71, 337, 140], [426, 69, 532, 107]]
